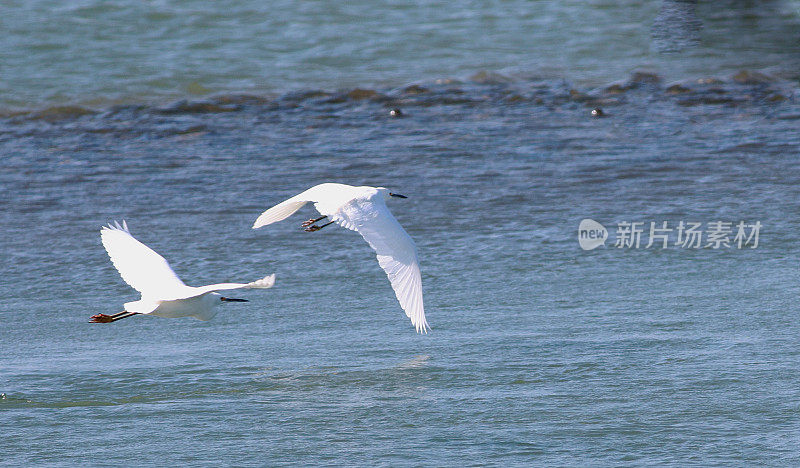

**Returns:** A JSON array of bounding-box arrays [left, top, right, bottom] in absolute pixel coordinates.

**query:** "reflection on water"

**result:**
[[396, 355, 431, 369]]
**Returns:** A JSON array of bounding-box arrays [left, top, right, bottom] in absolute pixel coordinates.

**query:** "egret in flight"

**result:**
[[252, 183, 429, 333], [91, 221, 275, 323]]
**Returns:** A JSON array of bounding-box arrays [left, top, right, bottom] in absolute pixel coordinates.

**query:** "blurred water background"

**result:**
[[1, 0, 800, 110], [2, 0, 800, 465]]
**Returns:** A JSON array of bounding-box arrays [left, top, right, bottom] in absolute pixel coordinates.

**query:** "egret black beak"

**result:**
[[220, 297, 249, 302], [389, 193, 407, 198]]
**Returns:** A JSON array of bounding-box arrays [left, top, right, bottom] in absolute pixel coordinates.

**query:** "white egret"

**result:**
[[252, 183, 429, 333], [91, 221, 275, 323]]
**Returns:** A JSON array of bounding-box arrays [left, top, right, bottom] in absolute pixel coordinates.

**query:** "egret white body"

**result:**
[[252, 183, 429, 333], [92, 221, 275, 323]]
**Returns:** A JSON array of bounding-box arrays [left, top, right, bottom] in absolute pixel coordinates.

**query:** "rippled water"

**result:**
[[3, 1, 800, 466], [3, 72, 800, 465], [2, 0, 800, 110]]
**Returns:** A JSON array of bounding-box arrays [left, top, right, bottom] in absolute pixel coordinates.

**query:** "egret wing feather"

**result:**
[[100, 222, 187, 297], [252, 183, 361, 229], [253, 200, 307, 228], [252, 188, 326, 229], [192, 274, 276, 296], [377, 255, 428, 333], [338, 198, 429, 333]]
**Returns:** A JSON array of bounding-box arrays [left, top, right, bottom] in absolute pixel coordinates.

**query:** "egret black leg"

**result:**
[[301, 216, 327, 228], [304, 221, 334, 232], [90, 311, 141, 323]]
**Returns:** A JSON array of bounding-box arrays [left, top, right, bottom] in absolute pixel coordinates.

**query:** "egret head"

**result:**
[[377, 187, 408, 200]]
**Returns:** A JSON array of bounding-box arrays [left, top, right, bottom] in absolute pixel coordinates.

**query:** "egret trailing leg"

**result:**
[[90, 311, 140, 323], [304, 221, 334, 232], [301, 216, 327, 228]]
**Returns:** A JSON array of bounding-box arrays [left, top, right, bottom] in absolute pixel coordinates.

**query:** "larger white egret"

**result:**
[[90, 221, 275, 323], [252, 183, 429, 333]]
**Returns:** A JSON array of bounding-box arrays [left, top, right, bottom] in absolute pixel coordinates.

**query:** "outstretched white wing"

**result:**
[[252, 189, 315, 228], [338, 197, 429, 333], [192, 274, 276, 296], [101, 221, 187, 298], [251, 183, 357, 229]]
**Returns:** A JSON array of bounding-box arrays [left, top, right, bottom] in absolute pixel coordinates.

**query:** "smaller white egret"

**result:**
[[91, 221, 275, 323], [252, 183, 429, 333]]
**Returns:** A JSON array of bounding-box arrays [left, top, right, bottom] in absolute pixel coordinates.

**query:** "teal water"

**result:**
[[2, 0, 800, 110], [3, 1, 800, 466]]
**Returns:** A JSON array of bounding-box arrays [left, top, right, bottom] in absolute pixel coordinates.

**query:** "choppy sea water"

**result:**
[[2, 72, 800, 465], [4, 0, 800, 465]]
